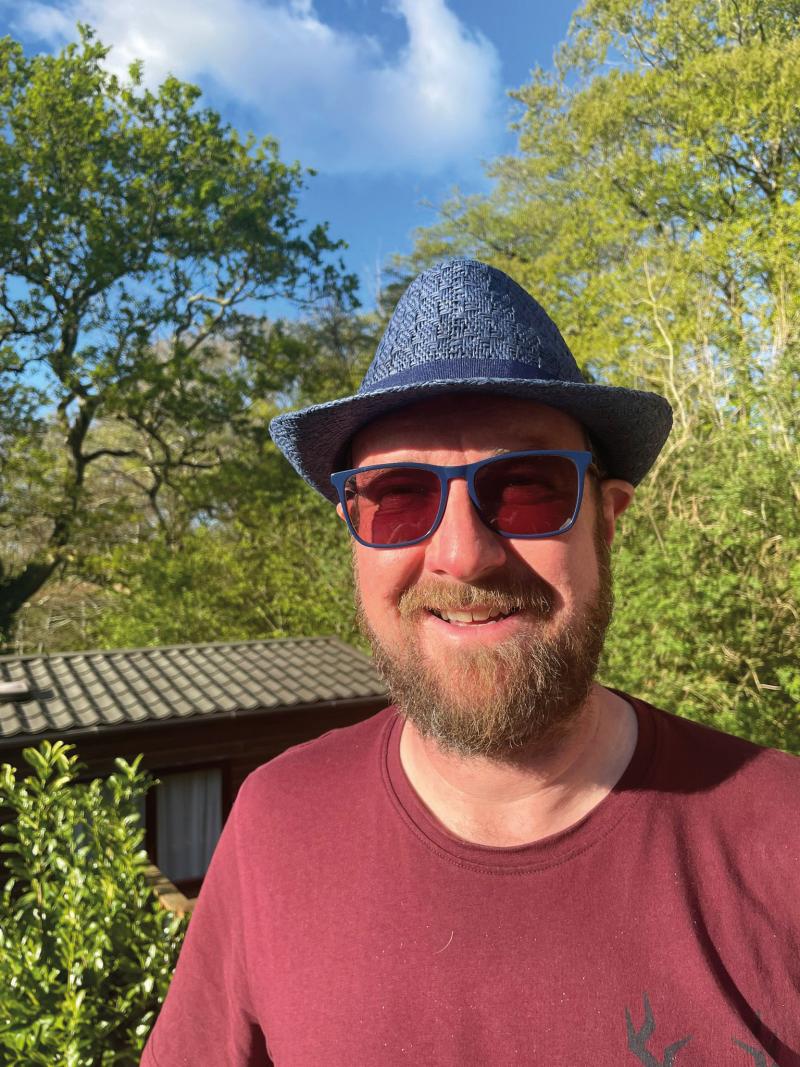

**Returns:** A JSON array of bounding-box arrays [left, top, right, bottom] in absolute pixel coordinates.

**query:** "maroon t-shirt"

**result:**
[[142, 695, 800, 1066]]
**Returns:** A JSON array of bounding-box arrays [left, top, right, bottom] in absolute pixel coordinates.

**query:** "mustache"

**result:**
[[397, 578, 554, 620]]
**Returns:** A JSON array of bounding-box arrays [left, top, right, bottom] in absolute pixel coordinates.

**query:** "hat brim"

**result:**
[[269, 378, 673, 503]]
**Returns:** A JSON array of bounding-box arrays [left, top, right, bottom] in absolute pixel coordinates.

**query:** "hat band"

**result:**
[[361, 357, 583, 394]]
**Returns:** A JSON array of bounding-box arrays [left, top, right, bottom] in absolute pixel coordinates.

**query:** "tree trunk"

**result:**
[[0, 559, 59, 647]]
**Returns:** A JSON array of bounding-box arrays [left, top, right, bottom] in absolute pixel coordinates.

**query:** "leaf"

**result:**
[[0, 737, 188, 1058], [0, 23, 356, 645]]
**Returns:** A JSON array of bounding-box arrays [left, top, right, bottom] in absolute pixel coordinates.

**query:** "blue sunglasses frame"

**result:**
[[331, 449, 594, 549]]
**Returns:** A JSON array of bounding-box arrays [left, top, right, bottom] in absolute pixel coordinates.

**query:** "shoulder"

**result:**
[[634, 695, 800, 828], [231, 706, 398, 830], [246, 705, 396, 790], [646, 698, 800, 776], [625, 696, 800, 916]]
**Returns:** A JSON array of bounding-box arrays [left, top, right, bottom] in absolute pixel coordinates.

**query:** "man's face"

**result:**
[[342, 394, 633, 759]]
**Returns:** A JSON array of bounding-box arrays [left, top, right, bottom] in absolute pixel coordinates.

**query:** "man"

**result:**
[[142, 259, 800, 1066]]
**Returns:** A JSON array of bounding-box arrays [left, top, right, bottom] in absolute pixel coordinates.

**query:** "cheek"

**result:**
[[515, 537, 568, 581], [516, 532, 597, 611], [355, 545, 423, 617], [561, 538, 602, 608]]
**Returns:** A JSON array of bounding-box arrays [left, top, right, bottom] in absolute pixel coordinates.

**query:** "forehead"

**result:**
[[351, 393, 587, 466]]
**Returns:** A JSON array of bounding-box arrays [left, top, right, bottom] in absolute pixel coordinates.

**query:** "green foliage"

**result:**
[[0, 741, 185, 1064], [84, 483, 360, 651], [412, 0, 800, 749], [75, 305, 382, 651], [0, 25, 355, 640], [604, 418, 800, 751], [61, 292, 391, 653]]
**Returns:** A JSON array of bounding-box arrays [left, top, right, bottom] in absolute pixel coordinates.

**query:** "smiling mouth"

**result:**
[[428, 607, 520, 625]]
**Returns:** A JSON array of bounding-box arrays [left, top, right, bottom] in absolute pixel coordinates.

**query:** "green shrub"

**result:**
[[0, 742, 186, 1065]]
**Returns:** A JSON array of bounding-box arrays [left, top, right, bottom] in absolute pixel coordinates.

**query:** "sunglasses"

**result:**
[[331, 450, 594, 549]]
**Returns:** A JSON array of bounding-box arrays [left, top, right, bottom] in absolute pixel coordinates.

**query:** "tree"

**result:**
[[46, 292, 396, 653], [0, 741, 186, 1064], [80, 445, 363, 651], [4, 300, 388, 656], [0, 26, 356, 644], [411, 0, 800, 749]]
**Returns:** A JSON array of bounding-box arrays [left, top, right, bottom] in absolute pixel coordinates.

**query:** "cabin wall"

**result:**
[[0, 696, 387, 893], [0, 697, 387, 800]]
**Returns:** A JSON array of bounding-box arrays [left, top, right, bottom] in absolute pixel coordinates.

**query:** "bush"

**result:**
[[603, 419, 800, 754], [0, 742, 186, 1064]]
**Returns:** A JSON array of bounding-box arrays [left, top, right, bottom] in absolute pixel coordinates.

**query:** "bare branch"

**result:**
[[82, 447, 140, 465]]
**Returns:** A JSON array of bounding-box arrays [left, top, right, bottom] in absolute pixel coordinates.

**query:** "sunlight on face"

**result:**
[[348, 394, 622, 757]]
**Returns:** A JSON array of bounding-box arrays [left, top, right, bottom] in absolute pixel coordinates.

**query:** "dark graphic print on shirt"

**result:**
[[626, 994, 780, 1066]]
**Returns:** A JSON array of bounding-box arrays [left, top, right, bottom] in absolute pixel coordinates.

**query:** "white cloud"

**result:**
[[16, 0, 502, 175]]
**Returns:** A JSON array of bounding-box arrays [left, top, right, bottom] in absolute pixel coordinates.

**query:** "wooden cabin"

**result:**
[[0, 637, 387, 897]]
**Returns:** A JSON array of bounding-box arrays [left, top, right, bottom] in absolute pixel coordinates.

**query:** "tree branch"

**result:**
[[82, 447, 140, 464]]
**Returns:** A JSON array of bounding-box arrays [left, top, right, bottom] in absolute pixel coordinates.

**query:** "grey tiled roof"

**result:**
[[0, 638, 386, 742]]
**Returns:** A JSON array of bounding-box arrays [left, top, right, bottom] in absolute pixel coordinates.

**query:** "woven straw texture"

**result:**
[[270, 259, 672, 501], [363, 258, 583, 388]]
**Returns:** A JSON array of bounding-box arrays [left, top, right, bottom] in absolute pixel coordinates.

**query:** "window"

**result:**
[[152, 767, 223, 887]]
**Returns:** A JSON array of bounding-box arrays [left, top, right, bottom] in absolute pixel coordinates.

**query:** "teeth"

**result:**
[[435, 607, 513, 624]]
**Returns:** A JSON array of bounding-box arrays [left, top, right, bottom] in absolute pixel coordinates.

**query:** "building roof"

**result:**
[[0, 637, 386, 744]]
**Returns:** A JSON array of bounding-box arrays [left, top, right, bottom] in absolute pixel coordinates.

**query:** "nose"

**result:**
[[423, 478, 507, 582]]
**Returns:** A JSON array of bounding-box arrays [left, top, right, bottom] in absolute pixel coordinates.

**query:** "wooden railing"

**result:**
[[144, 863, 196, 917]]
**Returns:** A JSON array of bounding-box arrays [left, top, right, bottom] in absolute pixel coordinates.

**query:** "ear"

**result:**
[[598, 479, 634, 546], [336, 502, 347, 523]]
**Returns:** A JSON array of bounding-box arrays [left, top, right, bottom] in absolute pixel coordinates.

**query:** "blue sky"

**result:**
[[1, 0, 577, 310]]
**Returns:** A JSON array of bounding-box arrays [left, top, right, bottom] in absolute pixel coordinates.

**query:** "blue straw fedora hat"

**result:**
[[269, 258, 672, 501]]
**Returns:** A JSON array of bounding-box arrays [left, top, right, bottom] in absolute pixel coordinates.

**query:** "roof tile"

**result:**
[[0, 638, 384, 742]]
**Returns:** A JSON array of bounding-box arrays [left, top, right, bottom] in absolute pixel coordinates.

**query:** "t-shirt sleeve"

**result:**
[[141, 775, 272, 1067]]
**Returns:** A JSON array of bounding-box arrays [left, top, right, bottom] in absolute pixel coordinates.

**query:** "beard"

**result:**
[[356, 518, 614, 760]]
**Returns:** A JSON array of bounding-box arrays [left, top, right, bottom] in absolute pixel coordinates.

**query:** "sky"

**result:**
[[0, 0, 577, 310]]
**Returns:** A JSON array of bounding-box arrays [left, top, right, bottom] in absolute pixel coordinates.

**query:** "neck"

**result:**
[[398, 684, 638, 846]]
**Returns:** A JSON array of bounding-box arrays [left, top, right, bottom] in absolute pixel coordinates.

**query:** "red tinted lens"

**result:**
[[474, 455, 579, 535], [345, 467, 442, 545]]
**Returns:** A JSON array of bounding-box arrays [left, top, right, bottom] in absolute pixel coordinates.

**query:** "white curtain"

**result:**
[[156, 768, 222, 882]]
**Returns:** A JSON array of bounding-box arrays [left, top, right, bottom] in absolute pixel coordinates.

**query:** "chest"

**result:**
[[244, 835, 800, 1066]]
